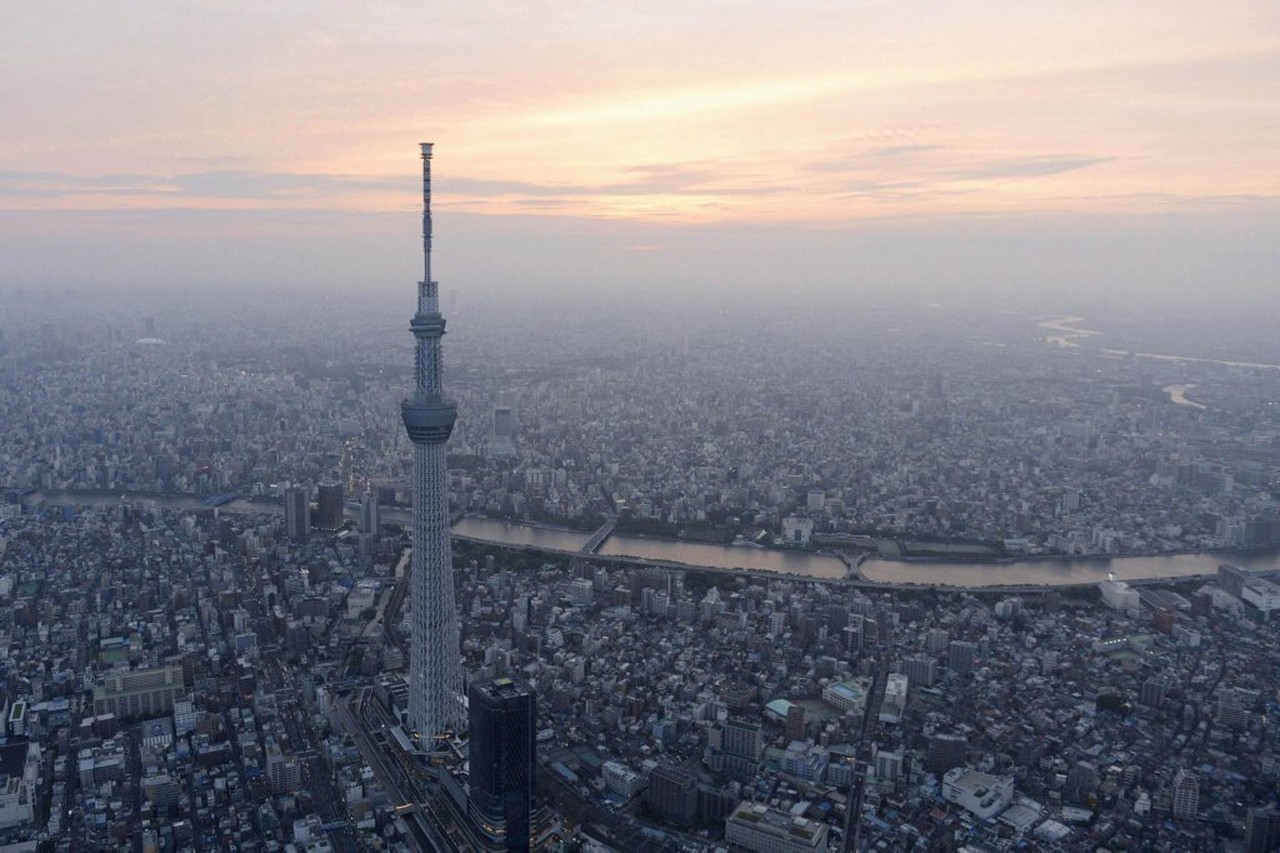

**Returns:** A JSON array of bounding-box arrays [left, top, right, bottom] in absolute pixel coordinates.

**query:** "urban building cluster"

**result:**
[[1, 292, 1278, 559], [1, 496, 1278, 851], [0, 497, 417, 852], [443, 544, 1280, 851]]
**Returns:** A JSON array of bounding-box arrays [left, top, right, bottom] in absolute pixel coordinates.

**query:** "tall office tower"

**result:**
[[283, 486, 309, 542], [316, 481, 345, 529], [489, 403, 516, 456], [401, 143, 464, 738], [926, 732, 968, 775], [360, 491, 380, 536], [468, 677, 536, 851]]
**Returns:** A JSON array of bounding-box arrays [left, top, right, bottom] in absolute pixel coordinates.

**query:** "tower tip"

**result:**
[[420, 142, 434, 158]]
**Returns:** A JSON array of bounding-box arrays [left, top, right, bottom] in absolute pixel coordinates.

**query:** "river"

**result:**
[[19, 490, 1280, 587], [452, 517, 1278, 587], [858, 550, 1278, 587], [1038, 316, 1280, 371]]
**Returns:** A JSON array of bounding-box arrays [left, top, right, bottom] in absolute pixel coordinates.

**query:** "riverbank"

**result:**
[[12, 489, 1278, 589]]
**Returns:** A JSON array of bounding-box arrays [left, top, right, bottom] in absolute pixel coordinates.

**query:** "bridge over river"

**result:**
[[12, 488, 1280, 589]]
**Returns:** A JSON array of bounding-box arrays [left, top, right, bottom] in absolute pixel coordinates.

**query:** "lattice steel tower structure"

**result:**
[[401, 142, 464, 738]]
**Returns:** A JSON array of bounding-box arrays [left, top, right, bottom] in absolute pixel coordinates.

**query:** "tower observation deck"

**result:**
[[401, 142, 464, 739]]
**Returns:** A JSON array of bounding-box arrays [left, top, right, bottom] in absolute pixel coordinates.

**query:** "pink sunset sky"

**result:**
[[2, 1, 1276, 304]]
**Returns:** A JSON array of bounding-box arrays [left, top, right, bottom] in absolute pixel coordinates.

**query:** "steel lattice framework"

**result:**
[[400, 142, 464, 739]]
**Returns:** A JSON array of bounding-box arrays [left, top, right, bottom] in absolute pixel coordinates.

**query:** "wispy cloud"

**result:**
[[948, 156, 1113, 181], [0, 170, 404, 203]]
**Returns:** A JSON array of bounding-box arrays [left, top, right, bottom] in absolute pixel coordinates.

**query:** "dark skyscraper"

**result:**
[[315, 481, 344, 530], [283, 485, 309, 541], [493, 406, 514, 440], [469, 677, 536, 852]]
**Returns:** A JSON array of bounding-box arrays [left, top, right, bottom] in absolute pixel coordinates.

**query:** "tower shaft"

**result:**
[[401, 142, 463, 738]]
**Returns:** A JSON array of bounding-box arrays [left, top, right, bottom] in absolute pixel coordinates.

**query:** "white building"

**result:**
[[1100, 580, 1141, 611], [1172, 769, 1199, 820], [873, 749, 904, 783], [601, 760, 646, 799], [879, 673, 908, 723], [0, 740, 39, 829], [1241, 576, 1280, 614], [780, 740, 829, 782], [942, 767, 1014, 820], [781, 516, 814, 546], [822, 678, 870, 713]]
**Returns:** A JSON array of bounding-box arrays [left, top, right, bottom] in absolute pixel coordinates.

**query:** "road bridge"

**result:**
[[581, 516, 617, 554]]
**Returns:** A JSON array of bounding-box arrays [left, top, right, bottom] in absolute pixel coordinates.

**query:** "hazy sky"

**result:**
[[2, 1, 1276, 307]]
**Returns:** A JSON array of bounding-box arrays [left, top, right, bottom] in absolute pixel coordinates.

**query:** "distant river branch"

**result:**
[[1037, 315, 1280, 371]]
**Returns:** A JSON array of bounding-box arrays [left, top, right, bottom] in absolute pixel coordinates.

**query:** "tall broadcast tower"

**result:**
[[401, 142, 464, 738]]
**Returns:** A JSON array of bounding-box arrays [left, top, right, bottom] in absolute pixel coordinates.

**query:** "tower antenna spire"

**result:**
[[420, 142, 433, 310]]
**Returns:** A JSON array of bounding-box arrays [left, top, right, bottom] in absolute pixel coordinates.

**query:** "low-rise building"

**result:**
[[725, 801, 829, 853], [942, 767, 1014, 821]]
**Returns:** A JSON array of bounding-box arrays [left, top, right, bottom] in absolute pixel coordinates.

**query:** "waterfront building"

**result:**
[[1100, 579, 1141, 611]]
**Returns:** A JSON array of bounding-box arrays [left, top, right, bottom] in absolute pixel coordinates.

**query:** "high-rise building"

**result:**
[[1219, 563, 1248, 598], [926, 627, 950, 654], [360, 491, 380, 536], [1140, 676, 1169, 708], [926, 732, 968, 775], [1217, 687, 1253, 729], [315, 481, 344, 530], [902, 655, 938, 688], [1244, 805, 1280, 853], [468, 677, 536, 851], [1172, 768, 1200, 820], [873, 749, 904, 783], [948, 640, 977, 673], [785, 704, 807, 741], [283, 486, 309, 541], [494, 406, 514, 440], [645, 764, 697, 826], [265, 738, 301, 793], [723, 718, 763, 761], [401, 143, 465, 738]]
